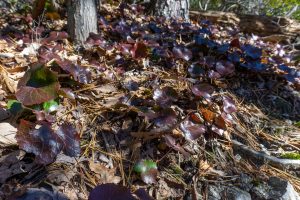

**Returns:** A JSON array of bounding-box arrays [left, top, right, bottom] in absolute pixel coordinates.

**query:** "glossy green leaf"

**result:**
[[7, 100, 23, 115], [134, 159, 157, 174], [43, 99, 59, 113]]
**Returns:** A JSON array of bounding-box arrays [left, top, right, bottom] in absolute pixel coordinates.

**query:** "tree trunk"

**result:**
[[153, 0, 190, 21], [32, 0, 47, 21], [67, 0, 98, 44]]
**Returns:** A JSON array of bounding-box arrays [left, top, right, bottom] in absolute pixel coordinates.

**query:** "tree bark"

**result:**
[[67, 0, 98, 44], [152, 0, 190, 21], [32, 0, 47, 21]]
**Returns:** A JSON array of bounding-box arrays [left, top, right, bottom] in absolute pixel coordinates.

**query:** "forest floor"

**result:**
[[0, 2, 299, 200]]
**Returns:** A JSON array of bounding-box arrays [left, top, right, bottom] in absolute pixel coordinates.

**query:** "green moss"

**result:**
[[280, 152, 300, 160], [251, 179, 262, 187], [170, 163, 184, 175], [294, 121, 300, 128]]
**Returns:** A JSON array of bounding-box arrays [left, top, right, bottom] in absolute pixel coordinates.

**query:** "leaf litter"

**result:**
[[0, 2, 299, 199]]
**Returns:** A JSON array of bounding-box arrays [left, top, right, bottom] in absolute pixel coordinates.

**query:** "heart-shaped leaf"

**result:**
[[16, 120, 80, 165], [16, 120, 62, 165], [16, 65, 60, 106], [153, 108, 178, 131]]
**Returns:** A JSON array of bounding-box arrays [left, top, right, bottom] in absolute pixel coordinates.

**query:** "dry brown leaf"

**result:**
[[0, 122, 17, 146], [88, 161, 121, 184], [199, 107, 215, 123], [214, 115, 227, 129], [0, 66, 17, 93]]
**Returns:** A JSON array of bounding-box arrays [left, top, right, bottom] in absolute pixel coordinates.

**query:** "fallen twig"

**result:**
[[232, 140, 300, 170]]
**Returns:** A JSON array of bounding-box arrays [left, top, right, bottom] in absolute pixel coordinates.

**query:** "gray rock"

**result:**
[[239, 173, 253, 192], [208, 185, 223, 200], [208, 185, 251, 200], [226, 187, 252, 200], [250, 183, 270, 200], [250, 176, 300, 200]]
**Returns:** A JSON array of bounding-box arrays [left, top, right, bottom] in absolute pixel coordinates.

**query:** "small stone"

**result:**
[[268, 177, 300, 200], [250, 177, 300, 200], [239, 173, 253, 192], [208, 185, 251, 200], [226, 187, 252, 200]]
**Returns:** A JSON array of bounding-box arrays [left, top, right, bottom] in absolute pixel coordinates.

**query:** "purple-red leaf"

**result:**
[[119, 43, 133, 55], [191, 83, 214, 99], [215, 60, 235, 76], [16, 120, 62, 165], [230, 38, 240, 48], [223, 96, 237, 114], [153, 108, 177, 131], [16, 65, 60, 106], [131, 41, 148, 59], [16, 84, 60, 106], [56, 59, 92, 84], [188, 63, 205, 77], [89, 184, 135, 200], [57, 123, 80, 157], [180, 119, 206, 140], [164, 135, 190, 157], [153, 87, 177, 107], [208, 70, 221, 79], [16, 120, 80, 165], [42, 31, 68, 44], [172, 46, 192, 61]]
